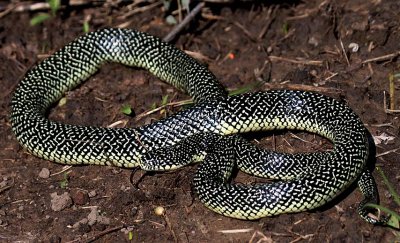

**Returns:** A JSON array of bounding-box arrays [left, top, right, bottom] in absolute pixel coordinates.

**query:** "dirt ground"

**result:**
[[0, 0, 399, 242]]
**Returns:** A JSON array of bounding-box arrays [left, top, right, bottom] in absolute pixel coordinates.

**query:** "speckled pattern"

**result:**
[[10, 28, 381, 224]]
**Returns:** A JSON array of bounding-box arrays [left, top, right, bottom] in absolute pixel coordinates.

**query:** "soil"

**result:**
[[0, 0, 399, 242]]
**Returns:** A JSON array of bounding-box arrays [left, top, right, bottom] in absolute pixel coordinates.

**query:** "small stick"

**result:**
[[163, 2, 205, 42], [50, 165, 73, 177], [218, 228, 254, 234], [0, 3, 16, 19], [383, 91, 400, 113], [163, 212, 178, 243], [0, 185, 12, 194], [389, 74, 395, 110], [362, 51, 400, 64], [263, 83, 342, 95], [268, 56, 323, 66], [257, 6, 278, 40], [340, 39, 350, 66], [323, 72, 339, 82], [121, 1, 162, 19], [249, 230, 273, 243], [177, 0, 183, 23], [376, 147, 400, 157], [232, 21, 256, 41], [10, 0, 95, 12], [135, 99, 192, 122], [69, 225, 124, 243]]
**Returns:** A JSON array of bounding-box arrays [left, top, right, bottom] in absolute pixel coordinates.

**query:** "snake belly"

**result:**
[[10, 28, 380, 224]]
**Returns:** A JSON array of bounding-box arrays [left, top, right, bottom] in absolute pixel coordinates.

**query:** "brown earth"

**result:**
[[0, 0, 399, 242]]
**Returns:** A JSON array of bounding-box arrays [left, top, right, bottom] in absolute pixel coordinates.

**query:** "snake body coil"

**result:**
[[11, 28, 382, 224]]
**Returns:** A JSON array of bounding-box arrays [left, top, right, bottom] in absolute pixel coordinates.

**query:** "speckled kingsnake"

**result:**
[[10, 28, 383, 224]]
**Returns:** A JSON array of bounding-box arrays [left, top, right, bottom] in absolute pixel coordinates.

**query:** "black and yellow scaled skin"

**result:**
[[10, 28, 382, 224]]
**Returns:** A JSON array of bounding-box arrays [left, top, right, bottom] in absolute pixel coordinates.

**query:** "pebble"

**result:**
[[38, 168, 50, 179], [72, 207, 110, 229], [50, 192, 72, 211], [88, 190, 97, 198], [0, 180, 7, 188], [71, 190, 89, 205]]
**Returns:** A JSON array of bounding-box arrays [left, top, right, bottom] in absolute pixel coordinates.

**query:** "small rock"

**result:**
[[73, 218, 88, 229], [0, 180, 7, 188], [50, 192, 72, 211], [97, 215, 110, 225], [87, 208, 98, 226], [72, 207, 111, 230], [71, 190, 89, 205], [38, 168, 50, 179], [88, 207, 110, 226], [308, 36, 319, 47], [88, 190, 97, 198]]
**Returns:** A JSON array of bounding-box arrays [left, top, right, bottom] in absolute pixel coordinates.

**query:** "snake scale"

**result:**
[[11, 28, 384, 224]]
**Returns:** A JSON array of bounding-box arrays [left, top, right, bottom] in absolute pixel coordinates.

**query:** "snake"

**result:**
[[10, 28, 384, 224]]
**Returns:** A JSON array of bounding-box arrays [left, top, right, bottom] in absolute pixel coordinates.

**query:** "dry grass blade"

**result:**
[[269, 56, 323, 66], [134, 99, 192, 122], [218, 228, 254, 233], [362, 51, 400, 64], [163, 2, 205, 42]]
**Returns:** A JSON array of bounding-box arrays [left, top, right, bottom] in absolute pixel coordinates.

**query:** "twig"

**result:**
[[218, 228, 254, 233], [383, 91, 400, 113], [370, 123, 396, 129], [148, 220, 165, 228], [163, 213, 178, 243], [257, 6, 278, 40], [340, 39, 350, 66], [121, 1, 162, 19], [67, 225, 124, 243], [163, 2, 205, 42], [288, 230, 314, 243], [177, 0, 183, 23], [7, 0, 95, 12], [50, 165, 73, 177], [389, 74, 396, 110], [323, 72, 339, 82], [263, 83, 342, 95], [362, 51, 400, 64], [289, 133, 322, 147], [107, 120, 129, 128], [0, 3, 16, 18], [14, 2, 50, 12], [268, 56, 323, 66], [232, 21, 256, 41], [0, 185, 12, 194], [249, 230, 273, 243], [376, 147, 400, 157], [135, 99, 192, 122]]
